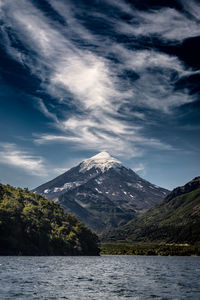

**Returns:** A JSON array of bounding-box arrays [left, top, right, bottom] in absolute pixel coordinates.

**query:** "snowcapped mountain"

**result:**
[[79, 151, 122, 172], [33, 152, 169, 232]]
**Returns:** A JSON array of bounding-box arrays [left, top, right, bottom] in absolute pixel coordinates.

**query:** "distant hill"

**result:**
[[33, 152, 169, 232], [0, 183, 99, 255], [103, 177, 200, 244]]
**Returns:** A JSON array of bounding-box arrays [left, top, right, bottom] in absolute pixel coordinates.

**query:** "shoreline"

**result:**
[[100, 242, 200, 256]]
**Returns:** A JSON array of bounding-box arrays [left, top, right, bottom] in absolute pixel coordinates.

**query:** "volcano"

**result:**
[[33, 152, 169, 232]]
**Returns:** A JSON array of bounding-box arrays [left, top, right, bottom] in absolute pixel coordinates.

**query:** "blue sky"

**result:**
[[0, 0, 199, 190]]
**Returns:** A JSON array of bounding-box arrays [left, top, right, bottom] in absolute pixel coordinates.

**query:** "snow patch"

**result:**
[[149, 186, 156, 189], [79, 151, 122, 173], [95, 178, 103, 185], [95, 188, 102, 194], [76, 192, 87, 197], [135, 183, 143, 189], [75, 199, 88, 208], [53, 181, 84, 193], [154, 184, 160, 189]]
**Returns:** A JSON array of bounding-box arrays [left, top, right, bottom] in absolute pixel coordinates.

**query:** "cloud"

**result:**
[[0, 143, 47, 176], [34, 133, 142, 158], [179, 0, 200, 20], [132, 163, 146, 175], [1, 0, 199, 158], [109, 46, 197, 112], [116, 6, 200, 41], [35, 98, 59, 123], [50, 52, 116, 110], [54, 167, 69, 174], [105, 0, 133, 14], [1, 0, 128, 110], [133, 163, 145, 172], [47, 0, 98, 43], [34, 118, 174, 158], [112, 46, 186, 73]]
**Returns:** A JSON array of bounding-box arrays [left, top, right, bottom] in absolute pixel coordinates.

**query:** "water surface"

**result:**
[[0, 255, 199, 299]]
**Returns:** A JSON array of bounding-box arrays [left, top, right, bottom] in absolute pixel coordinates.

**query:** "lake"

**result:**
[[0, 255, 199, 299]]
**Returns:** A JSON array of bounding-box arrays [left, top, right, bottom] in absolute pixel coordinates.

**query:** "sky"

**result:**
[[0, 0, 199, 190]]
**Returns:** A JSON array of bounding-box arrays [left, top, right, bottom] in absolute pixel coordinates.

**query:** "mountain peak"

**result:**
[[90, 151, 112, 159], [79, 151, 122, 173]]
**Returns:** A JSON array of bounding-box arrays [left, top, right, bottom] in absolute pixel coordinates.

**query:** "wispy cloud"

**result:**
[[35, 98, 59, 124], [179, 0, 200, 20], [116, 5, 200, 41], [50, 52, 117, 110], [109, 46, 197, 112], [132, 162, 146, 176], [132, 163, 145, 173], [1, 0, 199, 158], [34, 122, 174, 158], [0, 143, 47, 176]]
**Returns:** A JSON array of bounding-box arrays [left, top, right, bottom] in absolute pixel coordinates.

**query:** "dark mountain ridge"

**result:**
[[103, 177, 200, 244], [165, 176, 200, 202]]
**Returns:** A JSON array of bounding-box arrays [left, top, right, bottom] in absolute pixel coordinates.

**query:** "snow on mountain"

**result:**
[[33, 151, 170, 232], [79, 151, 122, 173]]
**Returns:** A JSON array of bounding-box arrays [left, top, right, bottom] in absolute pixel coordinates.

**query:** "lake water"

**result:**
[[0, 255, 199, 299]]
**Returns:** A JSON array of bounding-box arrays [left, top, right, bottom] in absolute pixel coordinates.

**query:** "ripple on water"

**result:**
[[0, 256, 199, 299]]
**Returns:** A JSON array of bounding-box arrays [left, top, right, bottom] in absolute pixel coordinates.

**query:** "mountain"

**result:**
[[33, 152, 169, 232], [103, 177, 200, 244], [0, 183, 99, 255]]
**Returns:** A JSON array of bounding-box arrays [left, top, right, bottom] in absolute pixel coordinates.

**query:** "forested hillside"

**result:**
[[0, 183, 99, 255], [103, 177, 200, 244]]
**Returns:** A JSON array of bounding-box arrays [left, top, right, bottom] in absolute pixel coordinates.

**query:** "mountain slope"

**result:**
[[34, 152, 169, 232], [103, 177, 200, 244], [0, 183, 99, 255]]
